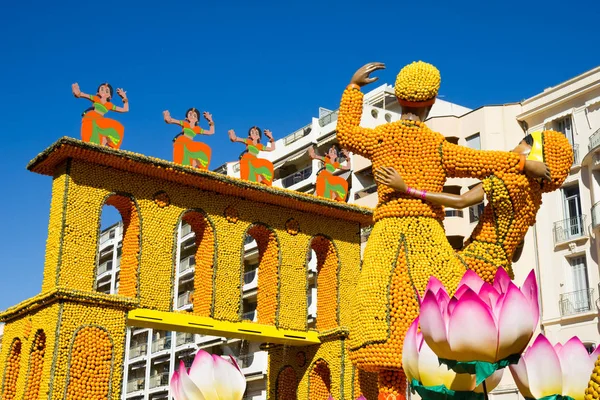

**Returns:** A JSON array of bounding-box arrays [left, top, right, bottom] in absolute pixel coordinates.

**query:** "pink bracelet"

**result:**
[[406, 186, 414, 196], [421, 189, 427, 200]]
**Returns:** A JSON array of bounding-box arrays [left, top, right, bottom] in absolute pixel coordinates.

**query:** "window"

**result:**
[[563, 185, 583, 237], [558, 255, 592, 316], [585, 343, 597, 354], [466, 133, 481, 150], [555, 116, 575, 146], [469, 202, 485, 223]]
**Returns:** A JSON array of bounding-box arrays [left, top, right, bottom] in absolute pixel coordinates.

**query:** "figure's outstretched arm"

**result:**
[[308, 146, 325, 162], [263, 129, 276, 151], [375, 166, 485, 209], [202, 112, 215, 135], [163, 110, 182, 126], [72, 83, 92, 101], [228, 130, 247, 144], [111, 88, 129, 113], [336, 63, 385, 158]]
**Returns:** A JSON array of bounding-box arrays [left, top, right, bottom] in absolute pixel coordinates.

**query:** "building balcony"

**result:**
[[589, 128, 600, 153], [149, 372, 170, 389], [128, 343, 148, 360], [552, 215, 587, 245], [126, 378, 145, 393], [572, 144, 580, 167], [177, 291, 194, 309], [243, 390, 267, 400], [353, 154, 372, 173], [242, 310, 257, 322], [238, 351, 268, 376], [175, 332, 195, 347], [592, 202, 600, 229], [318, 110, 338, 129], [279, 165, 313, 189], [179, 255, 195, 276], [180, 223, 194, 241], [559, 288, 596, 317], [444, 208, 464, 218], [243, 269, 258, 291], [283, 124, 312, 146], [307, 287, 317, 318], [151, 336, 172, 354]]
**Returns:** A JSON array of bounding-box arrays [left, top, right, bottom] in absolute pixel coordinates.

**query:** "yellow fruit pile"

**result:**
[[182, 211, 215, 316], [23, 330, 46, 399], [585, 357, 600, 400], [250, 224, 280, 325], [309, 360, 332, 400], [540, 130, 574, 193], [378, 370, 407, 400], [276, 366, 298, 400], [65, 326, 113, 399], [1, 339, 22, 399], [312, 236, 339, 331], [394, 61, 440, 103]]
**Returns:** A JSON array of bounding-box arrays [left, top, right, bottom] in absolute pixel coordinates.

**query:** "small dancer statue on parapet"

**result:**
[[72, 82, 129, 149], [308, 144, 351, 202], [228, 127, 275, 186], [163, 108, 214, 170]]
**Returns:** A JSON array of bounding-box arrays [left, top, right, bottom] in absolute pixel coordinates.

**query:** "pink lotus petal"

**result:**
[[435, 289, 451, 322], [478, 282, 501, 311], [447, 289, 498, 362], [212, 354, 247, 400], [509, 355, 534, 399], [557, 337, 596, 400], [170, 370, 185, 400], [425, 276, 446, 295], [189, 350, 218, 400], [356, 396, 367, 400], [493, 267, 511, 294], [522, 335, 562, 399], [447, 297, 458, 315], [457, 270, 485, 293], [521, 270, 540, 324], [419, 290, 451, 358], [453, 284, 471, 300], [402, 317, 421, 383], [418, 333, 475, 391], [591, 344, 600, 359], [179, 360, 207, 400], [496, 284, 536, 360], [554, 343, 563, 353]]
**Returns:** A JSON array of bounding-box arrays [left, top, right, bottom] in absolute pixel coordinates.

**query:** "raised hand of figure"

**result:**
[[72, 83, 81, 98], [228, 129, 237, 142], [117, 88, 127, 100], [341, 149, 350, 158], [308, 146, 316, 159], [163, 110, 171, 123], [524, 160, 551, 181], [203, 111, 213, 123], [264, 129, 274, 140], [350, 62, 386, 88], [375, 166, 407, 193]]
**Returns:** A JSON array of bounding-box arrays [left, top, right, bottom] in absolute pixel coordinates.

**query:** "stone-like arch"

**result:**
[[96, 193, 142, 298], [1, 338, 22, 400], [308, 235, 340, 331], [241, 223, 281, 325], [308, 359, 331, 400], [173, 209, 217, 316], [64, 326, 114, 399], [276, 365, 298, 400], [23, 330, 46, 399]]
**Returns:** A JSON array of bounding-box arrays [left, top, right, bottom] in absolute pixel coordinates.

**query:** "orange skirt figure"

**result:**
[[240, 153, 274, 186], [81, 111, 124, 149], [315, 171, 348, 202], [173, 136, 212, 170]]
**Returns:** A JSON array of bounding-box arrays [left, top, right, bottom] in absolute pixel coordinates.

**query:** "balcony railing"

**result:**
[[151, 336, 172, 353], [318, 110, 338, 127], [177, 291, 194, 308], [281, 165, 313, 188], [559, 288, 595, 316], [126, 378, 145, 393], [176, 332, 194, 346], [445, 209, 464, 218], [572, 144, 580, 166], [588, 127, 600, 152], [283, 124, 312, 146], [128, 343, 147, 359], [149, 372, 170, 389], [97, 261, 112, 275], [552, 215, 587, 244], [592, 202, 600, 229], [469, 203, 485, 223], [237, 353, 254, 369], [242, 310, 256, 321], [181, 223, 193, 237], [179, 256, 196, 273], [354, 184, 377, 200], [244, 269, 257, 285]]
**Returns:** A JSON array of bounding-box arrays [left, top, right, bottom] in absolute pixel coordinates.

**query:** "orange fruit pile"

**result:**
[[276, 366, 298, 400], [23, 330, 46, 399], [312, 236, 339, 331], [1, 339, 22, 399], [250, 224, 279, 325], [309, 360, 332, 400]]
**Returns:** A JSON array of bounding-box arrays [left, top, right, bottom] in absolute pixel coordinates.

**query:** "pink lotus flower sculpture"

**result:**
[[419, 268, 539, 383], [509, 334, 600, 400], [403, 316, 504, 399], [170, 349, 246, 400]]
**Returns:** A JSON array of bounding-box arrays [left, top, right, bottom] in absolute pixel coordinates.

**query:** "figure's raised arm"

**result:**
[[228, 129, 246, 144], [308, 146, 324, 162], [336, 63, 385, 158], [72, 83, 92, 101], [112, 88, 129, 113], [163, 110, 182, 126], [264, 129, 276, 151], [340, 149, 351, 170], [202, 112, 215, 135]]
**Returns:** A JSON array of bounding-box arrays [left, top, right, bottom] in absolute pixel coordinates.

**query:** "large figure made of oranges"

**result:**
[[336, 61, 551, 399]]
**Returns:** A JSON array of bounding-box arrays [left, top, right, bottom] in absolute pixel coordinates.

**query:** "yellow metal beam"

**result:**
[[127, 309, 321, 346]]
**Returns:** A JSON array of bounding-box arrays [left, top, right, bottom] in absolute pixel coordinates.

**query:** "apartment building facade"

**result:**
[[94, 68, 600, 400]]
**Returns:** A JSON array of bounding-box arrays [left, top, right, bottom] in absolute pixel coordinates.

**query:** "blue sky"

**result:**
[[1, 0, 599, 311]]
